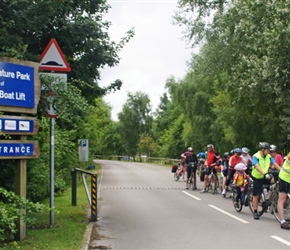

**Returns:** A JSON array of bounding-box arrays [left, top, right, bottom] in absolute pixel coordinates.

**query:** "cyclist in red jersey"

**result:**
[[201, 144, 221, 193]]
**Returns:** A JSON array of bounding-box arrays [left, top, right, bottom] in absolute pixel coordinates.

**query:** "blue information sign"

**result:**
[[0, 61, 35, 108], [0, 143, 34, 157], [0, 118, 34, 133]]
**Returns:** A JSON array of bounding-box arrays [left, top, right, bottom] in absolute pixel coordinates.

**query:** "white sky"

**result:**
[[100, 0, 193, 120]]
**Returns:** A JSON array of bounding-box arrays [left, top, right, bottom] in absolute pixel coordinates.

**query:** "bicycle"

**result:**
[[247, 178, 266, 218], [231, 183, 250, 212], [205, 168, 218, 194], [199, 159, 206, 182], [270, 177, 290, 223], [187, 162, 197, 190], [247, 171, 279, 218], [174, 163, 186, 181]]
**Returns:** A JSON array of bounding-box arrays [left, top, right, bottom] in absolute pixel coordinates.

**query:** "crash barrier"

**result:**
[[71, 168, 97, 221], [95, 155, 180, 166]]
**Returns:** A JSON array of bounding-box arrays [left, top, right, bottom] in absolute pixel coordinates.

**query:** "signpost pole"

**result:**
[[15, 134, 27, 240], [50, 117, 55, 225], [39, 38, 71, 226]]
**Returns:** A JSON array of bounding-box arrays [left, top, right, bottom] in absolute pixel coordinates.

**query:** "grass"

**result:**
[[1, 169, 99, 250]]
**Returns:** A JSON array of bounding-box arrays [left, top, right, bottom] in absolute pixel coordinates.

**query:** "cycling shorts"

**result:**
[[252, 178, 271, 196], [187, 166, 197, 178], [279, 177, 290, 194], [205, 167, 217, 175], [222, 169, 228, 177]]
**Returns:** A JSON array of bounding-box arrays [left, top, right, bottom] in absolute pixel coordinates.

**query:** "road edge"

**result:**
[[80, 161, 103, 250]]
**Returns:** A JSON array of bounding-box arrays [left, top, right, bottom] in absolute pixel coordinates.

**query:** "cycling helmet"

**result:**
[[233, 148, 242, 154], [259, 142, 270, 150], [234, 163, 247, 171], [188, 147, 193, 152], [242, 147, 248, 154], [270, 144, 277, 152], [198, 152, 206, 159], [207, 144, 214, 149], [224, 152, 230, 157]]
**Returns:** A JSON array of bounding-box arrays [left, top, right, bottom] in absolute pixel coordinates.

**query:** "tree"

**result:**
[[154, 77, 188, 158], [0, 0, 134, 201], [138, 134, 159, 157], [0, 0, 134, 105], [118, 92, 153, 158], [173, 0, 290, 153]]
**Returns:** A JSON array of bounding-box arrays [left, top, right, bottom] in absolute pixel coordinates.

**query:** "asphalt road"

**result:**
[[90, 160, 290, 249]]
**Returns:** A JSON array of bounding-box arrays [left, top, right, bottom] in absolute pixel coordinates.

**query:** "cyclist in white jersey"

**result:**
[[241, 147, 252, 174]]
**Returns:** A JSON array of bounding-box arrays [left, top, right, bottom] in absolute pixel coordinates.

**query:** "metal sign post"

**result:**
[[50, 116, 55, 225], [40, 38, 70, 226], [47, 96, 58, 226]]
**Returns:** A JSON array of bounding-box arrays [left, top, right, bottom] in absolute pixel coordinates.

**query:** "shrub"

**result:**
[[0, 188, 47, 242]]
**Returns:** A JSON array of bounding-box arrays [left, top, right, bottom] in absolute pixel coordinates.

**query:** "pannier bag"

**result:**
[[171, 165, 178, 173], [200, 171, 205, 182]]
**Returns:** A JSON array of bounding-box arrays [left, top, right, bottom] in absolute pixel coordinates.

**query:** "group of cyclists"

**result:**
[[176, 142, 290, 230]]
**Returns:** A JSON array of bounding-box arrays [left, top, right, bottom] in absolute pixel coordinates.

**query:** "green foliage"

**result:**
[[118, 92, 153, 157], [0, 188, 46, 242], [0, 0, 134, 105], [165, 0, 290, 154], [138, 134, 159, 157]]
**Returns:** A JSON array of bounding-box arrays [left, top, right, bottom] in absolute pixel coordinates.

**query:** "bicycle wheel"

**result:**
[[273, 193, 290, 222], [248, 187, 266, 217], [187, 175, 193, 190], [205, 174, 212, 192], [271, 189, 280, 222], [232, 190, 243, 212], [284, 196, 290, 221], [182, 170, 186, 181], [174, 172, 180, 181], [212, 174, 218, 194]]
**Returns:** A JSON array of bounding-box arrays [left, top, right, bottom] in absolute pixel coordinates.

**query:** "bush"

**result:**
[[0, 188, 47, 242]]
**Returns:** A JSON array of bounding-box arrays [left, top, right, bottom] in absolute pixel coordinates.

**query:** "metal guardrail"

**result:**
[[71, 168, 97, 221], [94, 155, 180, 165]]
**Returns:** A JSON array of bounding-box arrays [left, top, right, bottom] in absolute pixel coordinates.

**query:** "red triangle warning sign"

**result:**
[[39, 38, 71, 72]]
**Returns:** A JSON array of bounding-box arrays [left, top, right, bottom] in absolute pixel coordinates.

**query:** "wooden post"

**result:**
[[15, 156, 27, 240]]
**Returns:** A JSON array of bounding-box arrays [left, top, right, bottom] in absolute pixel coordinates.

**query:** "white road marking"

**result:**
[[182, 191, 201, 200], [97, 169, 104, 199], [209, 205, 249, 224], [271, 236, 290, 247]]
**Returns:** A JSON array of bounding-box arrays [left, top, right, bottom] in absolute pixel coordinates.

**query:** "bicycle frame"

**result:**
[[205, 168, 218, 194], [271, 181, 290, 223]]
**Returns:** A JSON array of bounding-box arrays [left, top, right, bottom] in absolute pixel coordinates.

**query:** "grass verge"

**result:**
[[1, 169, 99, 250]]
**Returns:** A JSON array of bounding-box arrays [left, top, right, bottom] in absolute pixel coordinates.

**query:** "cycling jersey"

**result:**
[[185, 154, 198, 166], [273, 153, 284, 166], [229, 155, 244, 170], [205, 150, 220, 167], [234, 172, 249, 187], [279, 155, 290, 183], [251, 151, 275, 179], [241, 154, 252, 164]]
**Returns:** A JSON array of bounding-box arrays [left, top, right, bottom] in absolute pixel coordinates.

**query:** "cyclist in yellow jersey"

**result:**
[[251, 142, 281, 220], [278, 153, 290, 229]]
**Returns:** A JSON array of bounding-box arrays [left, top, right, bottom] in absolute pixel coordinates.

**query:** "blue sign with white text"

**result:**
[[0, 118, 34, 133], [0, 62, 35, 108], [0, 143, 34, 157]]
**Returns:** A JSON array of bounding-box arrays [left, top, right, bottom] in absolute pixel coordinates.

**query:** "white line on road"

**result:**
[[209, 205, 249, 224], [182, 191, 201, 200], [271, 236, 290, 247]]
